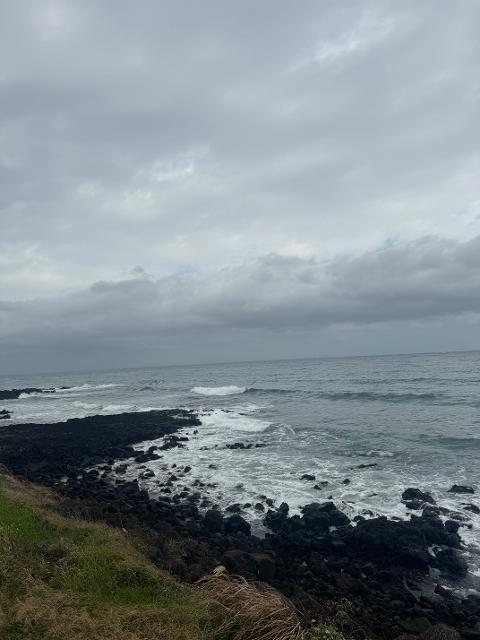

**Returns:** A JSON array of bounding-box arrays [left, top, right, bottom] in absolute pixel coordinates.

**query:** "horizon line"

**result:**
[[1, 348, 479, 379]]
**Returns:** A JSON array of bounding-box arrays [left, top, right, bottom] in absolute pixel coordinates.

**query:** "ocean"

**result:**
[[1, 350, 480, 583]]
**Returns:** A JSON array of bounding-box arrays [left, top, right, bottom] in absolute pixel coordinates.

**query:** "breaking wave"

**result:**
[[200, 408, 272, 433], [191, 385, 247, 396], [57, 383, 121, 392]]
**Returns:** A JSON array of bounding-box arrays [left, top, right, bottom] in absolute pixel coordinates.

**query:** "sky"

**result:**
[[1, 0, 480, 374]]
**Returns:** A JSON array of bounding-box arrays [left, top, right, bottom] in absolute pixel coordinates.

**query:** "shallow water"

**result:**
[[2, 351, 479, 582]]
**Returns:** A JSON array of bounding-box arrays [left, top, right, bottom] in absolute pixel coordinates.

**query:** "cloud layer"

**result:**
[[1, 1, 480, 370], [2, 235, 480, 347]]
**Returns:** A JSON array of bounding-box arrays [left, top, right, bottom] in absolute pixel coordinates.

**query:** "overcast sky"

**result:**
[[1, 0, 480, 374]]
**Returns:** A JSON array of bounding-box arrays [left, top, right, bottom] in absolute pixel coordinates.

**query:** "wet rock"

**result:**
[[115, 464, 128, 474], [444, 520, 460, 534], [342, 478, 351, 485], [401, 617, 431, 635], [0, 387, 56, 400], [264, 502, 289, 532], [302, 502, 350, 528], [435, 547, 468, 577], [421, 623, 460, 640], [203, 509, 224, 533], [222, 550, 256, 579], [159, 435, 187, 450], [463, 594, 480, 615], [402, 488, 436, 504], [356, 463, 378, 469], [463, 503, 480, 514], [140, 469, 155, 479], [0, 409, 11, 420], [208, 464, 218, 469], [254, 502, 265, 512], [448, 485, 474, 494], [224, 514, 251, 536], [225, 503, 242, 514], [184, 466, 192, 473], [226, 442, 253, 450], [404, 499, 424, 510], [351, 517, 430, 569], [301, 474, 316, 481], [252, 553, 276, 581]]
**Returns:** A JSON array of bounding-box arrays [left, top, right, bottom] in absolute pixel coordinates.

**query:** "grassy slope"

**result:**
[[0, 471, 349, 640], [0, 472, 220, 640]]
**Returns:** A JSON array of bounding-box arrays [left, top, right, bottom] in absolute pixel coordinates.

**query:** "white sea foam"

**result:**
[[364, 450, 394, 457], [73, 401, 159, 415], [191, 385, 247, 396], [73, 400, 102, 410], [101, 403, 135, 414], [58, 383, 120, 392], [200, 408, 271, 432]]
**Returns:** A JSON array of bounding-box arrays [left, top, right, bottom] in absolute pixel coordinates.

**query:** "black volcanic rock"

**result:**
[[435, 547, 468, 577], [221, 549, 256, 578], [448, 484, 475, 494], [264, 502, 289, 532], [203, 509, 224, 533], [350, 517, 430, 569], [302, 501, 350, 527], [0, 410, 200, 481], [402, 488, 435, 504], [463, 503, 480, 514], [0, 387, 65, 400], [224, 514, 251, 536]]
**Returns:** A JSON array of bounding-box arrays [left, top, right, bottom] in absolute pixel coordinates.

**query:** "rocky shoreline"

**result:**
[[0, 386, 70, 400], [0, 409, 479, 639]]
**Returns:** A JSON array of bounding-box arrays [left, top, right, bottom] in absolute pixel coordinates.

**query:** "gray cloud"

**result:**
[[1, 1, 480, 370], [2, 235, 479, 351]]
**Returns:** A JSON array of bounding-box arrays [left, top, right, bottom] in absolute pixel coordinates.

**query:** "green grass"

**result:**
[[0, 473, 220, 639], [305, 625, 348, 640], [0, 473, 354, 640]]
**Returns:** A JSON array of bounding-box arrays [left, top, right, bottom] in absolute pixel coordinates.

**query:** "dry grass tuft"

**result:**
[[199, 569, 304, 640]]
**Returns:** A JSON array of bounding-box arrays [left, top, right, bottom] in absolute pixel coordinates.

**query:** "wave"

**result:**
[[100, 403, 132, 413], [363, 450, 394, 458], [191, 385, 247, 396], [317, 390, 438, 403], [18, 392, 43, 398], [57, 383, 120, 393], [72, 401, 174, 415], [73, 400, 103, 410], [200, 408, 272, 433], [420, 434, 480, 449], [245, 387, 295, 395]]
